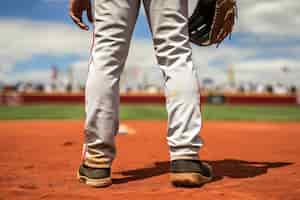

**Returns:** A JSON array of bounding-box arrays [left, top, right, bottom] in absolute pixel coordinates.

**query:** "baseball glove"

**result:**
[[189, 0, 237, 47]]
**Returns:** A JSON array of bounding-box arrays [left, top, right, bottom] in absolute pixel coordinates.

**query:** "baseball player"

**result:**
[[69, 0, 235, 187]]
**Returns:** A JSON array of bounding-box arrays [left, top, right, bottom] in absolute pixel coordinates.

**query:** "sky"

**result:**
[[0, 0, 300, 86]]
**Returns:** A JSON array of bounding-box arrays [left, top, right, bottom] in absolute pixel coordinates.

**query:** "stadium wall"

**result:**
[[0, 92, 299, 106]]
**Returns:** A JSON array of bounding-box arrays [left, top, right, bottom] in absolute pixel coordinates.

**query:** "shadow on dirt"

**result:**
[[113, 159, 293, 184]]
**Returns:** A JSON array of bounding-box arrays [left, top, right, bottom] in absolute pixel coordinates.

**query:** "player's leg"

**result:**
[[143, 0, 213, 186], [144, 0, 202, 167], [79, 0, 140, 187]]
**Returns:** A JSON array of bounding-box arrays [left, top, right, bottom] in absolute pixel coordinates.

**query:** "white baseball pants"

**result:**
[[83, 0, 203, 168]]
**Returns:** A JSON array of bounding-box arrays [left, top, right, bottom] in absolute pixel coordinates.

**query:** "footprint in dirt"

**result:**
[[19, 184, 38, 190], [24, 165, 34, 170], [63, 141, 74, 146]]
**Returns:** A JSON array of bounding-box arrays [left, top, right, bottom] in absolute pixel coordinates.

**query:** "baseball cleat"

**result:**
[[170, 160, 213, 187], [77, 164, 112, 187]]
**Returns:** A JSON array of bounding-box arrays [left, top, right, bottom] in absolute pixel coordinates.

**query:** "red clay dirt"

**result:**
[[0, 120, 299, 200]]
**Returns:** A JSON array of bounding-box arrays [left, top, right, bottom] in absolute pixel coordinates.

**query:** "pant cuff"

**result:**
[[170, 155, 200, 161], [83, 159, 111, 168]]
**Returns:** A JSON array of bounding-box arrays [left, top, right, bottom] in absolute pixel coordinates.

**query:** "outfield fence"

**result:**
[[0, 92, 299, 106]]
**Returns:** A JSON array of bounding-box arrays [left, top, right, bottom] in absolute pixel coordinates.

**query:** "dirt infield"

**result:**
[[0, 120, 299, 200]]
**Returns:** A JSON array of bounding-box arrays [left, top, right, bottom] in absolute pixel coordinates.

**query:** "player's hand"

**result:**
[[69, 0, 93, 31]]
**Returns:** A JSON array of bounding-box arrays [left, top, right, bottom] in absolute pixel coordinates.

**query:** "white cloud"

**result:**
[[1, 69, 52, 83], [235, 0, 300, 36], [188, 0, 300, 37], [1, 0, 300, 86], [67, 40, 300, 86], [0, 19, 91, 71]]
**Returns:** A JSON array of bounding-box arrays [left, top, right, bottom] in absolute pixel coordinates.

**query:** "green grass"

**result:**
[[0, 103, 300, 121], [203, 104, 300, 121]]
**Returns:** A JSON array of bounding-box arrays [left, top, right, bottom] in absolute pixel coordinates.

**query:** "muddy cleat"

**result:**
[[170, 160, 213, 187], [77, 164, 112, 187]]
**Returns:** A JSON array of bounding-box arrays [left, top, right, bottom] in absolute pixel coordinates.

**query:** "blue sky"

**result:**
[[0, 0, 300, 86], [2, 0, 152, 37], [2, 1, 69, 21], [1, 0, 151, 76]]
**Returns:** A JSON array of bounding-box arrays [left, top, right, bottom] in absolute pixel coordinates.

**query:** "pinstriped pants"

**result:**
[[83, 0, 203, 168]]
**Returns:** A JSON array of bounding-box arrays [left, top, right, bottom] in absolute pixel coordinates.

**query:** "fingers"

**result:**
[[87, 0, 94, 23], [70, 13, 89, 30], [69, 0, 90, 31], [216, 29, 226, 43]]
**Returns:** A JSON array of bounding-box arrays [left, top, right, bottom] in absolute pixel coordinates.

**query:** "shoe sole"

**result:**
[[77, 172, 112, 187], [170, 163, 213, 187]]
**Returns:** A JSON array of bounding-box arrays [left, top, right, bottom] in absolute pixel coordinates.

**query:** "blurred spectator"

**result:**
[[0, 81, 4, 93], [66, 83, 73, 93], [273, 83, 288, 95], [255, 83, 265, 94], [145, 85, 160, 94], [238, 85, 245, 93], [265, 84, 273, 94], [222, 83, 238, 93], [34, 83, 45, 92], [0, 76, 298, 97], [290, 85, 297, 95]]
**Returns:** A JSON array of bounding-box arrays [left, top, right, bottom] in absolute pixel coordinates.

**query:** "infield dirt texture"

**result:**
[[0, 120, 300, 200]]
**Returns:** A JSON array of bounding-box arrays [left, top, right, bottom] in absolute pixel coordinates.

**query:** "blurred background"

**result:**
[[1, 2, 300, 199], [0, 0, 300, 120]]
